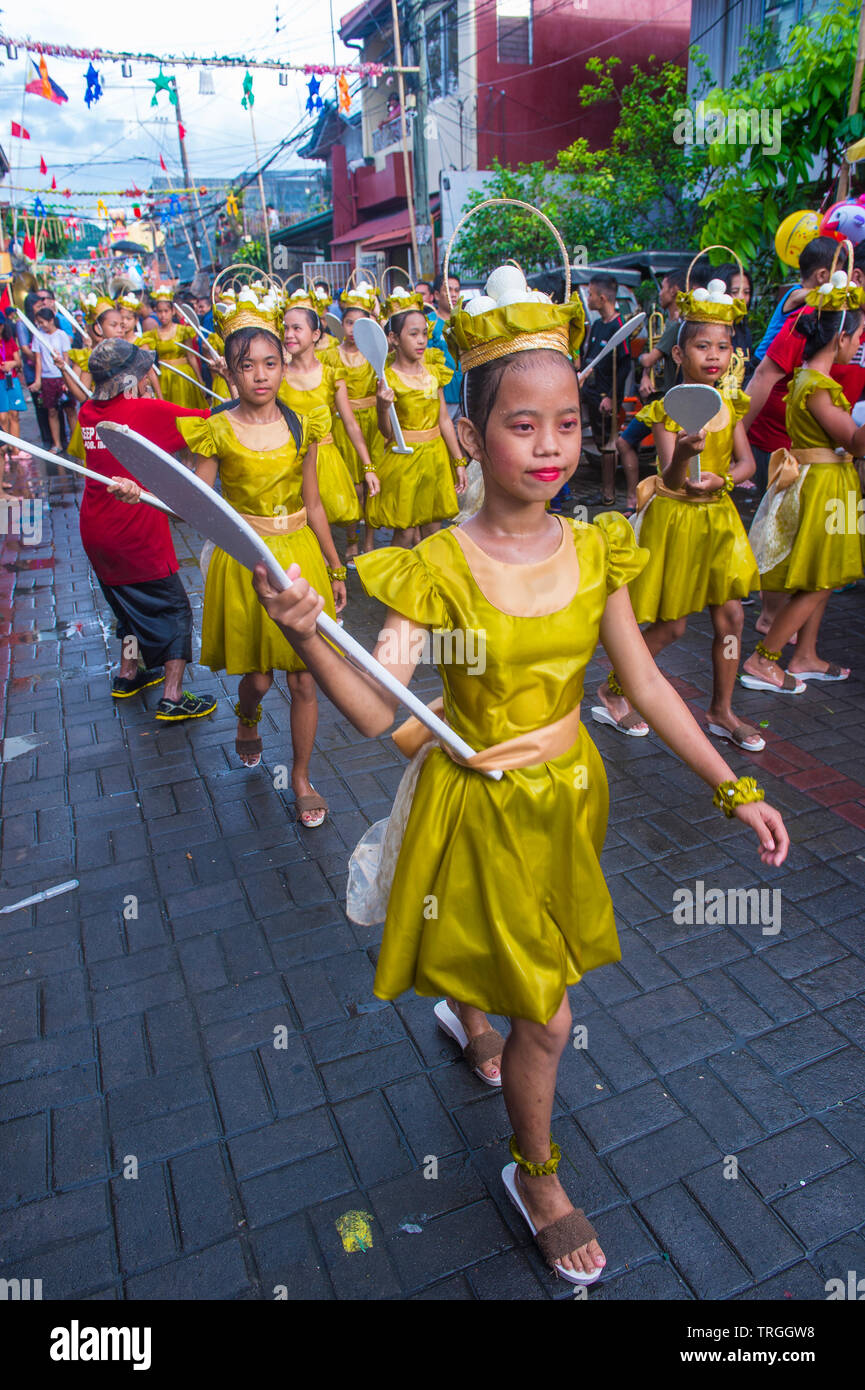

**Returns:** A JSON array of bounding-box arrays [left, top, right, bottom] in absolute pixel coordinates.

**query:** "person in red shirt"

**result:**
[[71, 338, 217, 720]]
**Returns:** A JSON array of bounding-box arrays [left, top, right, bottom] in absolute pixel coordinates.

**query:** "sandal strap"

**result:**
[[535, 1208, 598, 1268], [295, 792, 329, 815], [617, 710, 645, 730], [780, 672, 800, 691], [825, 663, 843, 677], [235, 736, 263, 754], [463, 1029, 505, 1070]]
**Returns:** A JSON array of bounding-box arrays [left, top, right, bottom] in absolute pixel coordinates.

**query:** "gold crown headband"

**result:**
[[804, 238, 865, 313], [677, 244, 747, 325], [442, 197, 585, 370]]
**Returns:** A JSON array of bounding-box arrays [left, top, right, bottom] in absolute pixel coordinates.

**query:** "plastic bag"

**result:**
[[345, 743, 436, 924]]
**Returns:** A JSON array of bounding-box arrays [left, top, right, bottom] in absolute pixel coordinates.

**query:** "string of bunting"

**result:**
[[0, 33, 416, 74]]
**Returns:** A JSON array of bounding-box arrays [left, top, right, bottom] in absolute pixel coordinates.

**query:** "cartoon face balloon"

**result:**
[[819, 199, 865, 246]]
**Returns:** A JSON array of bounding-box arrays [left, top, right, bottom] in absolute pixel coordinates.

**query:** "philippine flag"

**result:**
[[25, 57, 68, 105]]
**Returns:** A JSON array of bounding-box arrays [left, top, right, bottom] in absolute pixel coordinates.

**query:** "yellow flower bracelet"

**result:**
[[327, 565, 348, 582], [713, 776, 765, 819]]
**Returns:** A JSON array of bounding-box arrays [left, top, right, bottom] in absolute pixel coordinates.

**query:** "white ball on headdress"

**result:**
[[830, 270, 849, 288], [692, 287, 709, 301], [818, 283, 833, 296], [706, 278, 727, 296], [464, 295, 497, 316], [485, 265, 528, 302]]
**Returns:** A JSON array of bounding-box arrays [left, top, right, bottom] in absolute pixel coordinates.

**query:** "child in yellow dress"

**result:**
[[367, 299, 466, 546], [139, 286, 207, 409], [176, 288, 346, 828], [116, 294, 162, 398], [319, 285, 381, 563], [279, 304, 376, 544], [595, 272, 764, 753], [743, 274, 865, 691], [251, 252, 788, 1286]]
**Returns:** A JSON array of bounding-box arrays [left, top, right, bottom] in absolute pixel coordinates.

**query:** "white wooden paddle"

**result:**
[[0, 428, 175, 515], [55, 301, 92, 346], [95, 422, 501, 779], [577, 313, 645, 387], [324, 312, 344, 344], [158, 359, 222, 402], [352, 317, 412, 455], [175, 301, 222, 364], [662, 383, 723, 483]]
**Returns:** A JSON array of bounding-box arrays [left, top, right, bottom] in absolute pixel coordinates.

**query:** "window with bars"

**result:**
[[426, 2, 460, 101], [497, 0, 533, 65], [763, 0, 834, 52]]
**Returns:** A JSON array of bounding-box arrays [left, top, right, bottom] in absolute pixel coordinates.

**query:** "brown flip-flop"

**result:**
[[295, 791, 329, 827]]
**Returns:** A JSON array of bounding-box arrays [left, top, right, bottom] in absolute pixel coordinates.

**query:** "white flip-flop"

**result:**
[[790, 665, 850, 682], [707, 721, 766, 753], [434, 999, 503, 1087], [739, 672, 806, 695], [590, 705, 650, 737], [502, 1162, 604, 1285]]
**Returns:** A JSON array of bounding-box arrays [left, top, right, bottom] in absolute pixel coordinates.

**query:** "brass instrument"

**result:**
[[646, 308, 665, 392]]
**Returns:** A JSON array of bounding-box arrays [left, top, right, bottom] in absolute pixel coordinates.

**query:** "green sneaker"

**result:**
[[155, 691, 217, 722]]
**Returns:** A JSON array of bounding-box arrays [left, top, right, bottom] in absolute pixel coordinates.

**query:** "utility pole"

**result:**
[[170, 78, 200, 270], [390, 0, 421, 281], [410, 2, 435, 280]]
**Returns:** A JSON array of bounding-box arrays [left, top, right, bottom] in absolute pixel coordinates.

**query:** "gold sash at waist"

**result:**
[[399, 426, 441, 444], [349, 395, 377, 411], [240, 506, 307, 537], [636, 471, 727, 510], [392, 695, 582, 772], [768, 446, 852, 492], [162, 357, 193, 372]]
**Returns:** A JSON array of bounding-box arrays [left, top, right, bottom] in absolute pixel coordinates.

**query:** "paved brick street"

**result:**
[[1, 429, 864, 1302]]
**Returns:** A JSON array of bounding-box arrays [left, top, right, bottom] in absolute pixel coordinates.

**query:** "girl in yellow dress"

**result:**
[[116, 294, 162, 398], [367, 301, 467, 546], [595, 274, 764, 753], [319, 288, 381, 564], [176, 288, 346, 828], [139, 286, 207, 410], [279, 306, 376, 544], [63, 294, 121, 394], [251, 257, 788, 1286], [743, 275, 865, 691]]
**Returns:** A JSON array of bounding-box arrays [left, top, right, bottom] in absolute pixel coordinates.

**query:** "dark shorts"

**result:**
[[39, 377, 67, 410], [98, 572, 193, 669], [621, 415, 652, 448], [585, 396, 616, 452]]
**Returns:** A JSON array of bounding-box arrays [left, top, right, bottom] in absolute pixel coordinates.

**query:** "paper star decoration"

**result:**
[[306, 74, 323, 114], [150, 69, 177, 108], [241, 71, 254, 110], [84, 63, 104, 108]]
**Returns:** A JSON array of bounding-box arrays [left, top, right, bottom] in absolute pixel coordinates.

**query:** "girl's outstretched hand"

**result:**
[[252, 561, 324, 644], [734, 800, 789, 866]]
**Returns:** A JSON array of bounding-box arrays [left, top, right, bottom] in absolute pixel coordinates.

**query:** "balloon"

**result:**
[[774, 209, 821, 267], [819, 199, 865, 246]]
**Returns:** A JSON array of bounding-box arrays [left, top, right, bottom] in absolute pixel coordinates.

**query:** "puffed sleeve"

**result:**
[[636, 398, 676, 431], [726, 388, 750, 424], [297, 402, 333, 459], [138, 331, 157, 350], [355, 546, 449, 628], [593, 511, 649, 593], [176, 415, 218, 455], [425, 346, 446, 370], [433, 358, 454, 388], [797, 371, 851, 414]]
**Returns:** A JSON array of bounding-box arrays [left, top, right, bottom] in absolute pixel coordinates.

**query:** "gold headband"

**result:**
[[460, 327, 570, 370]]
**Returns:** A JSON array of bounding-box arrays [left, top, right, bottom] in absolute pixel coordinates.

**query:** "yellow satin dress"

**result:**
[[365, 360, 459, 530], [139, 325, 207, 409], [278, 363, 362, 526], [354, 512, 647, 1024], [759, 368, 865, 592], [176, 409, 335, 674], [320, 343, 379, 486], [206, 330, 232, 403], [629, 390, 759, 623]]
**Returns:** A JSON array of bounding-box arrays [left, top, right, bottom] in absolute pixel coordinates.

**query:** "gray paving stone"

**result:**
[[636, 1182, 750, 1298]]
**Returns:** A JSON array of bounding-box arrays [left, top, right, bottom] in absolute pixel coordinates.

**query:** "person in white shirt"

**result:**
[[32, 307, 75, 452]]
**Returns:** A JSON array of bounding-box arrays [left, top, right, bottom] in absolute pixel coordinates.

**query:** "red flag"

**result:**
[[11, 122, 30, 139], [159, 154, 167, 171], [178, 122, 186, 141], [51, 177, 57, 191], [63, 188, 72, 198], [23, 235, 37, 260], [40, 156, 48, 175], [133, 205, 141, 218]]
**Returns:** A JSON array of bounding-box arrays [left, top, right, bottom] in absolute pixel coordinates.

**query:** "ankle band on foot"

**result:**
[[234, 701, 262, 727], [607, 670, 624, 697], [509, 1134, 561, 1176], [755, 640, 781, 663]]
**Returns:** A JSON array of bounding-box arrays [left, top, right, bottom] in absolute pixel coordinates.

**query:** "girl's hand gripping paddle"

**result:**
[[95, 422, 500, 779], [662, 384, 723, 483], [352, 317, 413, 455]]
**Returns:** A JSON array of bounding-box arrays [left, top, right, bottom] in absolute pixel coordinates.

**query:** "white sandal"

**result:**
[[434, 1000, 503, 1087], [502, 1162, 604, 1286], [590, 706, 650, 737]]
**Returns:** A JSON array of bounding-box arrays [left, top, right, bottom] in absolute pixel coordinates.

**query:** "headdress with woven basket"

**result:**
[[151, 284, 175, 304], [116, 292, 141, 312], [677, 246, 747, 326], [441, 198, 586, 370], [339, 268, 379, 316], [212, 265, 284, 341], [284, 282, 331, 318], [804, 238, 865, 313], [382, 285, 426, 320], [81, 292, 117, 325]]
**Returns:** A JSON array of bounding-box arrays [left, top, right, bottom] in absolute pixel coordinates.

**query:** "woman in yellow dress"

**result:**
[[319, 287, 381, 564], [177, 289, 346, 827], [367, 301, 467, 546], [251, 264, 788, 1286], [743, 277, 865, 691], [139, 286, 207, 409], [279, 306, 377, 548], [595, 275, 764, 753]]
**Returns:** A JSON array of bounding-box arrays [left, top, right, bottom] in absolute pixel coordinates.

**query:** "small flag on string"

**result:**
[[338, 73, 351, 114], [84, 63, 104, 109], [40, 156, 48, 175], [133, 205, 141, 218], [26, 57, 68, 105], [11, 122, 30, 139], [159, 154, 167, 172], [51, 176, 57, 191], [178, 122, 186, 140], [241, 71, 254, 109]]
